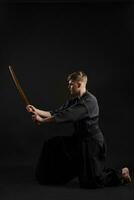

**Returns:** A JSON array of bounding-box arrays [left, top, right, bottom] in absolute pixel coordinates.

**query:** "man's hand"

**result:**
[[26, 105, 37, 114], [32, 113, 44, 125]]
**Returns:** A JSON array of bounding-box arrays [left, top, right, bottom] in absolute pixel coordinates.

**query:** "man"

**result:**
[[27, 71, 131, 188]]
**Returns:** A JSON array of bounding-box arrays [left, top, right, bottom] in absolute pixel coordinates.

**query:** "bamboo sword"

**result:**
[[9, 65, 30, 106]]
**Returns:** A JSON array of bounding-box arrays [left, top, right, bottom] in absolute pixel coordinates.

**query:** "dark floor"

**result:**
[[0, 163, 134, 200]]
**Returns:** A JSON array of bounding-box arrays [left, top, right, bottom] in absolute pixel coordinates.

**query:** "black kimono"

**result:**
[[35, 91, 122, 188]]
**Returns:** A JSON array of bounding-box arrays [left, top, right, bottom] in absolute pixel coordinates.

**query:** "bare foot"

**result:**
[[121, 167, 132, 185]]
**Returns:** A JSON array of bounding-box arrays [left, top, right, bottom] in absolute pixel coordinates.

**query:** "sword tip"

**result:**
[[9, 65, 13, 70]]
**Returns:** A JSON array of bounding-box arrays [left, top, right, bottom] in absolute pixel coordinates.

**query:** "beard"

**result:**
[[70, 90, 80, 98]]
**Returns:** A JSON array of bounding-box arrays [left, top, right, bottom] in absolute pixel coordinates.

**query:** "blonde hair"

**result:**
[[67, 71, 88, 84]]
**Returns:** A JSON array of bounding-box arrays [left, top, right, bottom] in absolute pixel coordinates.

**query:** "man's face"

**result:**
[[68, 80, 80, 96]]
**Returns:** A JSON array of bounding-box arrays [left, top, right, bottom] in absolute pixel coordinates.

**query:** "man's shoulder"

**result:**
[[83, 91, 97, 102]]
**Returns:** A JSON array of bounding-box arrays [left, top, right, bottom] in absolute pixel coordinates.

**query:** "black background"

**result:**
[[0, 1, 134, 173]]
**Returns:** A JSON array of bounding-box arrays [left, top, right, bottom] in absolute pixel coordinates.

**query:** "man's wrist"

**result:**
[[43, 116, 56, 123]]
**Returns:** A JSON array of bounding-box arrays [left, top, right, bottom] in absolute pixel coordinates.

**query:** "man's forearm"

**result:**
[[36, 109, 52, 118], [43, 116, 56, 123]]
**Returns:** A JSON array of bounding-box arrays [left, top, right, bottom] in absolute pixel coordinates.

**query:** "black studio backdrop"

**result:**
[[0, 2, 134, 170]]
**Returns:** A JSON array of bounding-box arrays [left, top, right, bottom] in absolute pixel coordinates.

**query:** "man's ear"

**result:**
[[77, 81, 81, 88]]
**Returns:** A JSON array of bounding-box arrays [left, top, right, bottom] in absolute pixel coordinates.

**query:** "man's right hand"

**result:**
[[26, 105, 37, 114]]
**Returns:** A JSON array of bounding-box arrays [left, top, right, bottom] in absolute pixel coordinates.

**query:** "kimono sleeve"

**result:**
[[50, 100, 69, 115], [53, 101, 89, 123]]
